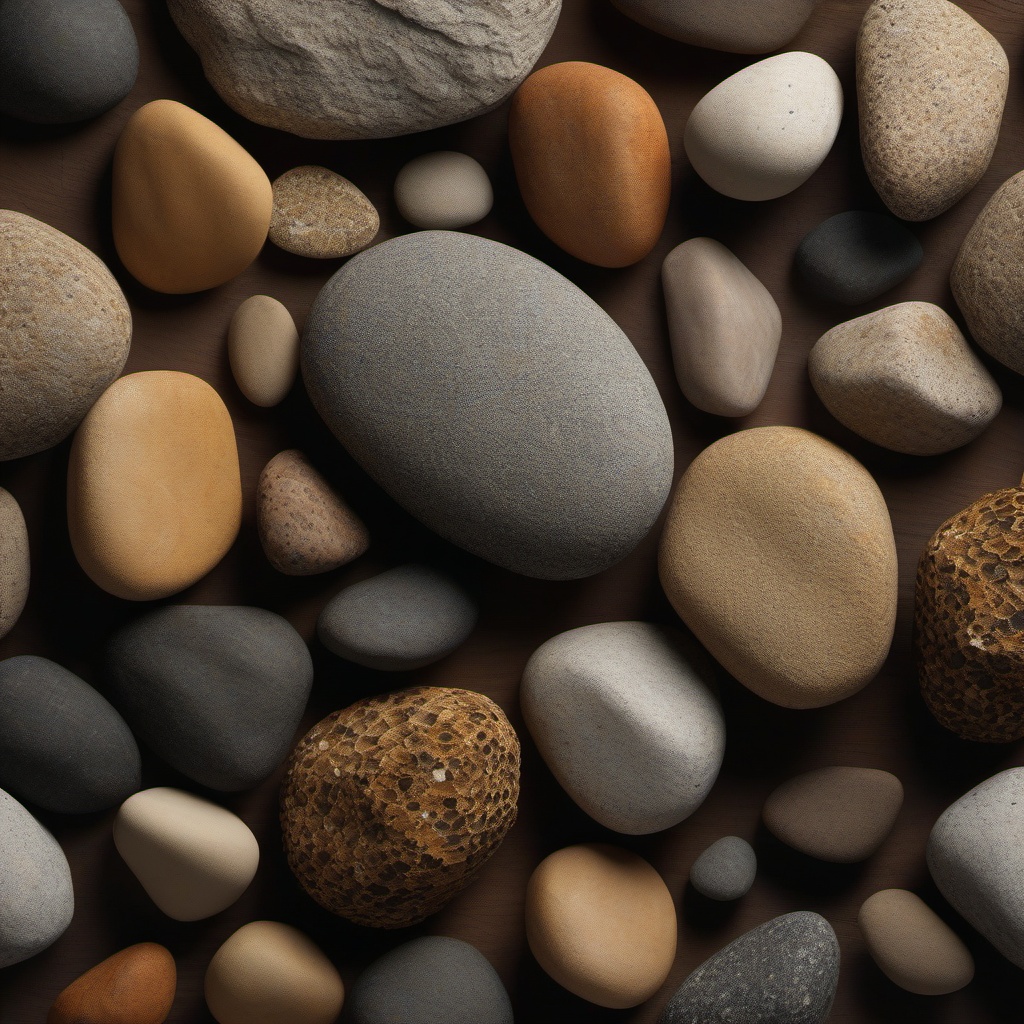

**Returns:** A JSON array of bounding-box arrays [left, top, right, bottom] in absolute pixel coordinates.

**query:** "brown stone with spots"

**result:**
[[280, 686, 520, 928]]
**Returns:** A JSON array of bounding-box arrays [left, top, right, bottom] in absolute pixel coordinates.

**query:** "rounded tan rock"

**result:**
[[525, 843, 676, 1009], [205, 921, 344, 1024], [659, 426, 898, 709], [228, 295, 299, 407], [509, 62, 670, 268], [0, 488, 29, 642], [67, 370, 242, 601], [112, 99, 272, 293], [394, 151, 494, 230]]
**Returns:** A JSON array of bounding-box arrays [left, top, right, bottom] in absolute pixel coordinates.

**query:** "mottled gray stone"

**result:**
[[348, 936, 513, 1024], [106, 605, 313, 792], [0, 656, 140, 814], [0, 788, 73, 968], [521, 621, 724, 834], [659, 912, 839, 1024], [167, 0, 559, 140], [318, 564, 478, 670], [302, 231, 674, 580], [690, 836, 756, 901]]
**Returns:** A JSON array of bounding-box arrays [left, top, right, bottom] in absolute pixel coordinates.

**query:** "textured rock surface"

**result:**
[[0, 788, 74, 968], [809, 301, 1001, 456], [317, 564, 476, 670], [0, 488, 29, 642], [689, 837, 757, 901], [509, 61, 670, 267], [662, 237, 781, 417], [857, 0, 1007, 222], [928, 768, 1024, 968], [685, 52, 842, 202], [205, 922, 344, 1024], [859, 889, 974, 995], [348, 937, 513, 1024], [106, 605, 313, 791], [68, 371, 242, 602], [0, 210, 131, 462], [658, 912, 839, 1024], [526, 843, 676, 1009], [228, 295, 299, 408], [521, 621, 724, 834], [281, 687, 519, 928], [113, 99, 272, 293], [763, 767, 904, 862], [659, 426, 898, 708], [114, 788, 259, 922], [0, 655, 140, 814], [258, 450, 369, 576], [394, 152, 494, 230], [167, 0, 560, 140], [302, 230, 673, 580], [0, 0, 138, 124], [270, 166, 378, 259]]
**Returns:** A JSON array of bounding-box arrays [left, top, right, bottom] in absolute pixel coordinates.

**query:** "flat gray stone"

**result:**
[[690, 836, 756, 901]]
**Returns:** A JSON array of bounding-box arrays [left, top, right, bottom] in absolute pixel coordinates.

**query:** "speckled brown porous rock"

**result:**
[[269, 166, 378, 259], [0, 489, 29, 642], [280, 686, 520, 928], [915, 483, 1024, 742], [857, 0, 1008, 222]]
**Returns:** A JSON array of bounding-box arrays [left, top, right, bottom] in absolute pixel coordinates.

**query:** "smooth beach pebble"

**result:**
[[859, 889, 974, 995], [48, 943, 177, 1024], [659, 426, 898, 709], [257, 450, 369, 576], [509, 62, 670, 267], [112, 99, 272, 293], [0, 488, 29, 642], [205, 921, 344, 1024], [526, 843, 676, 1009], [270, 165, 378, 259], [113, 787, 259, 922], [689, 837, 756, 901], [67, 370, 242, 602], [685, 52, 842, 202], [394, 152, 494, 229], [228, 295, 299, 407], [662, 237, 781, 417]]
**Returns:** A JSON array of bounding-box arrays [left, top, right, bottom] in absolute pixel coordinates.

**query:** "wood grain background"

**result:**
[[2, 0, 1023, 1020]]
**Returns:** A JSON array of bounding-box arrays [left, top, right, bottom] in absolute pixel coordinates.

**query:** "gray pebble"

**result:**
[[689, 836, 756, 901]]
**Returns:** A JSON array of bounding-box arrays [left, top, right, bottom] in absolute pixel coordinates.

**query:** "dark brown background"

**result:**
[[1, 0, 1022, 1020]]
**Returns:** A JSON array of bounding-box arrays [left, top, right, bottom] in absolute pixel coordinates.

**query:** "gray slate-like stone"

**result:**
[[0, 656, 140, 814], [521, 621, 724, 834], [302, 231, 674, 580], [927, 767, 1024, 968], [0, 788, 74, 968], [659, 912, 839, 1024], [106, 605, 313, 792], [0, 0, 138, 124], [796, 211, 923, 305], [690, 836, 757, 901], [348, 936, 513, 1024], [167, 0, 559, 140]]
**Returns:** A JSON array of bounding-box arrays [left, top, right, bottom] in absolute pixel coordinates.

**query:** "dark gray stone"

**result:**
[[302, 230, 674, 580], [658, 911, 839, 1024], [0, 0, 138, 124], [0, 655, 140, 814], [689, 836, 756, 901], [105, 605, 313, 792], [796, 211, 923, 305], [348, 936, 513, 1024]]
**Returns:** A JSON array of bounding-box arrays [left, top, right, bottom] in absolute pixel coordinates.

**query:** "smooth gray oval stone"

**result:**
[[0, 655, 140, 814], [659, 911, 839, 1024], [105, 605, 313, 792], [348, 936, 513, 1024], [0, 788, 74, 968], [521, 621, 724, 834], [302, 230, 674, 580], [0, 0, 138, 124], [318, 563, 477, 671], [690, 836, 756, 901]]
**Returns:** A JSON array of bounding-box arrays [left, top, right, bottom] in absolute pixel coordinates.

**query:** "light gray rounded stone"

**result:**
[[301, 231, 674, 580], [521, 621, 725, 834], [395, 152, 494, 229], [690, 836, 756, 901], [0, 787, 74, 968]]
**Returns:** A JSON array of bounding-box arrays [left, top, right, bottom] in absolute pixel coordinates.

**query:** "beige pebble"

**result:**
[[395, 151, 494, 229], [0, 488, 29, 642], [228, 295, 299, 407]]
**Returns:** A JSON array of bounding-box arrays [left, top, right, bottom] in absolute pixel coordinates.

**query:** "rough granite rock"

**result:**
[[167, 0, 561, 140], [690, 836, 757, 901], [0, 488, 29, 642]]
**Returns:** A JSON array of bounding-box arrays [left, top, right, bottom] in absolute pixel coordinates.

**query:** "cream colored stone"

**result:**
[[0, 488, 28, 642], [394, 151, 493, 229], [228, 295, 299, 407]]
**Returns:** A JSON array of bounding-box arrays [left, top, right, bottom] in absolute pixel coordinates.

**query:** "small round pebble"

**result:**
[[689, 836, 756, 901], [0, 487, 29, 642], [228, 295, 299, 407], [394, 152, 494, 229]]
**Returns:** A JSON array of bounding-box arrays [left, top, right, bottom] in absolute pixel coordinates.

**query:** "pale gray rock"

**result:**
[[690, 836, 756, 901]]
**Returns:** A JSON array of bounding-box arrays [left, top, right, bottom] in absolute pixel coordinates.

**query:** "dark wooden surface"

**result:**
[[2, 0, 1023, 1020]]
